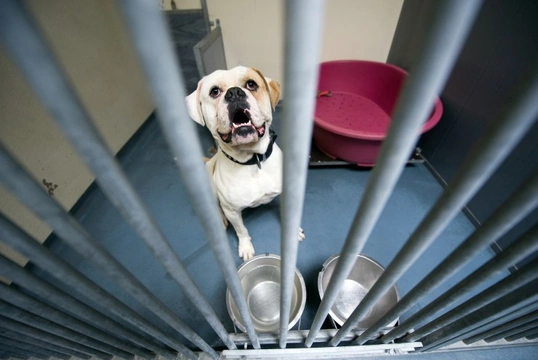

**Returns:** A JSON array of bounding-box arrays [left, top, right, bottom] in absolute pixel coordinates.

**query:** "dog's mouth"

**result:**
[[218, 108, 266, 143]]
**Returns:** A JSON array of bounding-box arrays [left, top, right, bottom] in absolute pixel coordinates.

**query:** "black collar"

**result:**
[[220, 130, 277, 169]]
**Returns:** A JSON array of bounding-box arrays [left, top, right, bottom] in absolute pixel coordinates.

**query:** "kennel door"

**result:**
[[193, 21, 227, 78]]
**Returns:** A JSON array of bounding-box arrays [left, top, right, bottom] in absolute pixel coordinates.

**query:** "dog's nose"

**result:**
[[224, 87, 246, 102]]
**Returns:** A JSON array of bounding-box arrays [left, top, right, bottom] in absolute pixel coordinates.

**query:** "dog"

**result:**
[[186, 66, 305, 261]]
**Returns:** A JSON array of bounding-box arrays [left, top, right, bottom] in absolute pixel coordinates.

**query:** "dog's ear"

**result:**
[[185, 80, 205, 126], [265, 77, 281, 111], [252, 68, 281, 111]]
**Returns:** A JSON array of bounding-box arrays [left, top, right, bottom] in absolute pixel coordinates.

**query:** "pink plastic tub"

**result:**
[[313, 60, 443, 166]]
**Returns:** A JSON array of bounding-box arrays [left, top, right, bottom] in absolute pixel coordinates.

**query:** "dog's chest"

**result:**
[[213, 147, 283, 209]]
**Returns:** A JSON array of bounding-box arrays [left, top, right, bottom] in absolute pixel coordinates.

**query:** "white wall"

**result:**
[[0, 0, 154, 266], [207, 0, 403, 82]]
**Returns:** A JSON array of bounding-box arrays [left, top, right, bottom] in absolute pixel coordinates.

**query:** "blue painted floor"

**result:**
[[39, 106, 507, 350], [34, 10, 534, 359]]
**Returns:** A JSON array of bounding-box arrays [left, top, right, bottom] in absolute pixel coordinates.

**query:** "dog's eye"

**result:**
[[245, 80, 258, 91], [209, 86, 221, 98]]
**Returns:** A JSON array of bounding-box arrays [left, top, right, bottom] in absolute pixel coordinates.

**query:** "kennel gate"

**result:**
[[1, 0, 538, 359]]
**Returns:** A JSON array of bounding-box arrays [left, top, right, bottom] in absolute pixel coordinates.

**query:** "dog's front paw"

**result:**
[[298, 227, 305, 241], [238, 239, 255, 261]]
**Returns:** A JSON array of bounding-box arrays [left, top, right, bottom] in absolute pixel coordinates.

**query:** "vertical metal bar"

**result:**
[[306, 0, 483, 347], [418, 280, 538, 351], [0, 283, 152, 358], [0, 300, 132, 359], [116, 0, 260, 349], [0, 336, 70, 360], [505, 326, 538, 342], [339, 51, 538, 348], [403, 228, 538, 342], [464, 306, 538, 344], [0, 352, 26, 360], [0, 316, 112, 359], [0, 348, 33, 360], [372, 172, 538, 344], [0, 328, 90, 360], [0, 338, 47, 359], [415, 261, 538, 346], [487, 319, 538, 343], [0, 248, 178, 359], [279, 0, 325, 348], [0, 1, 231, 354]]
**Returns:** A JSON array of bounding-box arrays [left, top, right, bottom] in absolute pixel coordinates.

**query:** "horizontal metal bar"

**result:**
[[0, 299, 132, 359], [0, 1, 223, 357], [222, 342, 423, 359], [371, 171, 538, 344], [463, 305, 538, 344], [0, 336, 69, 360], [279, 0, 325, 348], [116, 0, 259, 349], [490, 319, 538, 343], [306, 0, 483, 347], [0, 328, 91, 360], [0, 281, 152, 358], [418, 278, 538, 351], [0, 315, 111, 359], [0, 212, 176, 358], [404, 228, 538, 342], [229, 328, 395, 346]]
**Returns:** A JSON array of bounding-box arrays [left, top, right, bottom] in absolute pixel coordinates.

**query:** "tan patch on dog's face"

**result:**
[[186, 66, 280, 147]]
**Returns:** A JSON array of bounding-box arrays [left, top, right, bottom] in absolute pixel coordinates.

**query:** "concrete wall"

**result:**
[[207, 0, 403, 81], [0, 0, 154, 264]]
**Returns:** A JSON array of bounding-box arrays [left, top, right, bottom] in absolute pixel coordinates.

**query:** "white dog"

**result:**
[[186, 66, 304, 261]]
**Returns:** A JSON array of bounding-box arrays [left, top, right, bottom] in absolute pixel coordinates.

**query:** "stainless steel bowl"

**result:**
[[318, 254, 399, 329], [226, 254, 306, 333]]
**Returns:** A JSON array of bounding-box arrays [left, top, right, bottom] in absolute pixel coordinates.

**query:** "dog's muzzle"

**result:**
[[218, 87, 266, 143]]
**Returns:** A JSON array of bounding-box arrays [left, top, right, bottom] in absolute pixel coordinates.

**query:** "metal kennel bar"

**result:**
[[0, 336, 69, 360], [488, 319, 538, 343], [0, 0, 231, 356], [2, 0, 538, 358], [402, 227, 538, 342], [279, 0, 325, 348], [506, 326, 538, 342], [305, 0, 484, 347], [452, 292, 538, 346], [463, 306, 538, 344], [337, 20, 538, 351], [0, 211, 185, 359], [376, 171, 538, 344], [418, 279, 538, 351], [0, 316, 111, 359], [116, 0, 261, 350], [0, 300, 131, 359], [0, 328, 90, 360]]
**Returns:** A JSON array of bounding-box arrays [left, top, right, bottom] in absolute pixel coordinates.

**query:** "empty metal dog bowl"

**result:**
[[226, 254, 306, 333], [318, 254, 399, 329]]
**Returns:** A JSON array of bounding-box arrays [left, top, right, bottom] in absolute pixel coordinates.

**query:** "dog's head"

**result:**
[[186, 66, 280, 147]]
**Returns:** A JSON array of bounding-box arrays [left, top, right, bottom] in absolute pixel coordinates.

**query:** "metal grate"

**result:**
[[1, 0, 538, 359]]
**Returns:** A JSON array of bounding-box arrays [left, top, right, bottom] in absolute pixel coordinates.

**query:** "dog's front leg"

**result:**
[[220, 204, 255, 261]]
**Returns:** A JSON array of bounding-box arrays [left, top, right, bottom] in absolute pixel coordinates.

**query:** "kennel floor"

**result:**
[[36, 109, 509, 350]]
